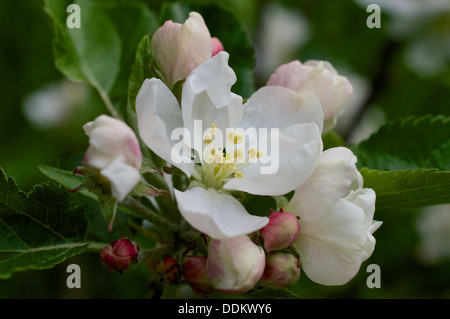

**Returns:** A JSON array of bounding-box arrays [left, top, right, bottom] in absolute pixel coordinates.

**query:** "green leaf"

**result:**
[[322, 130, 346, 150], [99, 1, 159, 115], [44, 0, 159, 118], [126, 35, 156, 132], [45, 0, 121, 92], [246, 287, 301, 299], [38, 165, 96, 200], [351, 115, 450, 171], [98, 194, 117, 232], [0, 168, 89, 279], [361, 168, 450, 210]]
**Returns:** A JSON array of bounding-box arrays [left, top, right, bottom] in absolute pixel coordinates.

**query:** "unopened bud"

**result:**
[[259, 252, 301, 288], [267, 60, 353, 132], [100, 238, 139, 274], [157, 256, 181, 285], [206, 235, 265, 295], [183, 256, 215, 296], [211, 37, 224, 57], [151, 12, 212, 88], [260, 210, 300, 253]]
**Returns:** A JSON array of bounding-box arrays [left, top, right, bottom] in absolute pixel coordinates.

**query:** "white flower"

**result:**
[[267, 60, 353, 133], [83, 115, 142, 202], [205, 235, 266, 295], [136, 51, 324, 239], [286, 147, 382, 285]]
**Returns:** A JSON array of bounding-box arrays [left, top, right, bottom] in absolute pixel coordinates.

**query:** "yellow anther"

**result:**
[[203, 133, 213, 144], [234, 148, 245, 162], [226, 130, 245, 144], [234, 133, 244, 144], [234, 172, 244, 178], [226, 130, 236, 143], [248, 147, 257, 160], [257, 150, 264, 158], [211, 122, 217, 135]]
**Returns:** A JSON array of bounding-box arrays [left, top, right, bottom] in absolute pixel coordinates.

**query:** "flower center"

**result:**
[[197, 123, 263, 189]]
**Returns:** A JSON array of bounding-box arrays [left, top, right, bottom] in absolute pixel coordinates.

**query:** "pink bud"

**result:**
[[183, 256, 215, 296], [260, 252, 301, 288], [206, 235, 265, 295], [83, 115, 141, 171], [211, 37, 224, 57], [100, 238, 139, 274], [157, 256, 181, 285], [267, 60, 353, 132], [151, 12, 212, 88], [260, 210, 300, 253], [82, 115, 142, 202]]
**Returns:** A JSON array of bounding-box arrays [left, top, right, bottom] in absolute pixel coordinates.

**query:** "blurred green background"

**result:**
[[0, 0, 449, 298]]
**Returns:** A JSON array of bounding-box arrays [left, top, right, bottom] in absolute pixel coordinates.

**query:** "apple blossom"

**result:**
[[100, 238, 139, 274], [259, 210, 300, 253], [82, 115, 142, 202], [136, 51, 324, 239], [183, 256, 215, 296], [259, 252, 301, 288], [211, 37, 224, 56], [151, 12, 219, 89], [285, 147, 382, 286], [205, 235, 265, 295], [267, 60, 353, 132]]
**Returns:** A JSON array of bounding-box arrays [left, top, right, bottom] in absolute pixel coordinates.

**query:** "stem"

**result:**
[[120, 197, 179, 233], [274, 195, 289, 210], [138, 244, 174, 261], [98, 88, 121, 119], [86, 241, 110, 252]]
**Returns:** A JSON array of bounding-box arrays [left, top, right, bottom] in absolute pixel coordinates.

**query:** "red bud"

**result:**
[[157, 256, 181, 285], [260, 211, 300, 253], [100, 238, 139, 274], [183, 256, 215, 296]]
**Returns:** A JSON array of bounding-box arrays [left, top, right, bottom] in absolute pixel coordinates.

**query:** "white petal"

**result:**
[[240, 86, 324, 134], [182, 52, 237, 118], [101, 157, 141, 202], [180, 52, 241, 156], [296, 188, 379, 286], [296, 198, 367, 286], [346, 188, 382, 262], [286, 147, 361, 222], [182, 92, 243, 155], [174, 187, 269, 239], [136, 78, 194, 176], [224, 122, 322, 196]]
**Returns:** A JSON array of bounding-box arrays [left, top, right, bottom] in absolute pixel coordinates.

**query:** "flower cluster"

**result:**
[[77, 12, 381, 296]]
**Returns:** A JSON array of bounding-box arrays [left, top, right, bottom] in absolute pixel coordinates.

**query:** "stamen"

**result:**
[[203, 133, 213, 144], [234, 148, 245, 162], [234, 172, 244, 178], [248, 147, 257, 160], [226, 130, 245, 144]]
